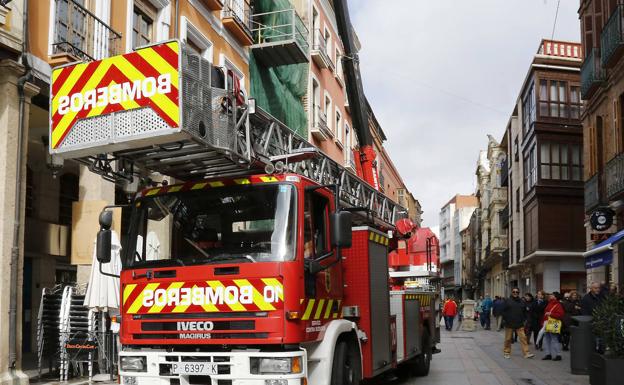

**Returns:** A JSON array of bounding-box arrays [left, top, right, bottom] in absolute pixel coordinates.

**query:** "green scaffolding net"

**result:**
[[250, 0, 309, 137]]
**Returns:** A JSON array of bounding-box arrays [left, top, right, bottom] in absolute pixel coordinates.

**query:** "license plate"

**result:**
[[171, 362, 218, 375]]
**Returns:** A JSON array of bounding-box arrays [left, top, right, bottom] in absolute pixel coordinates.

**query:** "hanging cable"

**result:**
[[551, 0, 561, 40]]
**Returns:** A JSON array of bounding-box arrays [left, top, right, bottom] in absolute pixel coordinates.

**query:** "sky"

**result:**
[[349, 0, 581, 229]]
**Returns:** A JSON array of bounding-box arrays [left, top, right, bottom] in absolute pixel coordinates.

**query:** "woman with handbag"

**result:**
[[542, 292, 565, 361]]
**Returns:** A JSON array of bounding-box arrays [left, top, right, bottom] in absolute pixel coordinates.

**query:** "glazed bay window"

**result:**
[[537, 79, 582, 119], [132, 0, 156, 49], [524, 145, 537, 191], [539, 142, 582, 181], [522, 83, 536, 134]]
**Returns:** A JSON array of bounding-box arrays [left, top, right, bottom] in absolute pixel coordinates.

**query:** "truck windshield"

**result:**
[[125, 184, 297, 268]]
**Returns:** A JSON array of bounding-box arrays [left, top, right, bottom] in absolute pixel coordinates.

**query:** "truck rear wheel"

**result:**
[[331, 340, 362, 385], [413, 331, 431, 376]]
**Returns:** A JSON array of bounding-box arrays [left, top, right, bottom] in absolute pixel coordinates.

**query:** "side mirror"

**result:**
[[330, 211, 352, 248], [96, 210, 113, 264]]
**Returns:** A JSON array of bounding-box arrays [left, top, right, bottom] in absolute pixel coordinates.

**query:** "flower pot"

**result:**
[[589, 353, 624, 385]]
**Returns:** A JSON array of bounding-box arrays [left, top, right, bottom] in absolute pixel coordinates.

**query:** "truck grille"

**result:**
[[141, 320, 255, 331], [133, 332, 268, 340]]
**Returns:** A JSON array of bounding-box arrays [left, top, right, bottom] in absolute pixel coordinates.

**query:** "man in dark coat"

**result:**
[[492, 296, 505, 331], [581, 282, 604, 316], [502, 288, 534, 359]]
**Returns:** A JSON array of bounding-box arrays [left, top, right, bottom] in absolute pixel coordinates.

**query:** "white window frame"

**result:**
[[220, 53, 246, 93], [323, 26, 332, 59], [335, 108, 343, 147], [125, 0, 171, 53], [324, 91, 333, 134], [344, 122, 352, 165], [180, 16, 214, 62]]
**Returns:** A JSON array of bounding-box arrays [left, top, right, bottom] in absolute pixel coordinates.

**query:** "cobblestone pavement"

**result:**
[[380, 326, 590, 385]]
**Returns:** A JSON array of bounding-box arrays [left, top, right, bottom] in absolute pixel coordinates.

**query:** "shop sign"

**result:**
[[591, 233, 615, 242], [590, 208, 615, 231]]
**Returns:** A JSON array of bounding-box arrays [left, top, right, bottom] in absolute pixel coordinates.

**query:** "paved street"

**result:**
[[375, 326, 590, 385]]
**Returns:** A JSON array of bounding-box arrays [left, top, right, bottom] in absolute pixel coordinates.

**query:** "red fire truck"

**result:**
[[49, 10, 439, 385]]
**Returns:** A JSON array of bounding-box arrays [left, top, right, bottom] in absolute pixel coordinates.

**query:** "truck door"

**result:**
[[302, 190, 343, 330]]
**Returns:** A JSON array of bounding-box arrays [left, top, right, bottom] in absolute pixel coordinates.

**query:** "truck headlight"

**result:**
[[250, 357, 302, 374], [120, 356, 146, 372]]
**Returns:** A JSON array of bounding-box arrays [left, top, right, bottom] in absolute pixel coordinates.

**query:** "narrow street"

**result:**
[[379, 327, 589, 385]]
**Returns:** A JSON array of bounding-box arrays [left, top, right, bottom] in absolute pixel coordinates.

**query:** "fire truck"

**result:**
[[48, 6, 438, 385]]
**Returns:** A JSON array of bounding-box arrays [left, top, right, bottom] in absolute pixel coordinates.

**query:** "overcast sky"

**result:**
[[349, 0, 581, 229]]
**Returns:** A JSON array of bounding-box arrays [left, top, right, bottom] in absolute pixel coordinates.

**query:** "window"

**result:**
[[324, 94, 332, 132], [221, 55, 245, 94], [515, 239, 521, 263], [539, 142, 582, 181], [324, 27, 332, 59], [522, 83, 536, 134], [514, 136, 519, 161], [345, 123, 352, 165], [181, 17, 213, 62], [132, 0, 156, 49], [54, 0, 87, 55], [524, 145, 537, 191], [538, 79, 582, 119], [303, 192, 329, 259], [59, 173, 79, 225], [335, 109, 342, 140]]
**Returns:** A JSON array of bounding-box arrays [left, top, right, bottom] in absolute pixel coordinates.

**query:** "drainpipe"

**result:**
[[9, 0, 31, 371]]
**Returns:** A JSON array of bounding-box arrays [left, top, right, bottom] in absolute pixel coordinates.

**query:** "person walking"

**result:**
[[493, 296, 505, 331], [542, 292, 565, 361], [528, 290, 546, 349], [443, 297, 458, 331], [561, 291, 581, 351], [582, 282, 605, 316], [475, 296, 483, 323], [481, 294, 493, 330], [502, 288, 534, 359]]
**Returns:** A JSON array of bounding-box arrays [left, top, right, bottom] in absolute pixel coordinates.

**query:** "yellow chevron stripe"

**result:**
[[323, 299, 334, 319], [127, 283, 160, 314], [332, 300, 342, 318], [123, 284, 137, 305], [136, 47, 179, 89], [234, 279, 275, 311], [145, 188, 161, 196], [167, 41, 179, 54], [148, 282, 184, 313], [234, 178, 251, 185], [302, 299, 316, 321], [369, 232, 374, 241], [261, 278, 284, 301], [52, 62, 89, 108], [191, 182, 207, 190], [168, 185, 183, 193], [207, 280, 246, 311], [313, 299, 325, 320], [260, 176, 278, 182], [209, 181, 225, 188]]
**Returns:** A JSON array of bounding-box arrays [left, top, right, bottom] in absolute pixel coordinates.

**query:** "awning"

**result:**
[[584, 229, 624, 269]]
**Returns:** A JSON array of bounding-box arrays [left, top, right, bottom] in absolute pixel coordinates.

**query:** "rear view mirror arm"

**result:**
[[99, 262, 120, 279]]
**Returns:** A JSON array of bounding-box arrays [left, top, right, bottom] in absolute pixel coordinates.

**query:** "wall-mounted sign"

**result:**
[[591, 233, 615, 242], [590, 208, 615, 231]]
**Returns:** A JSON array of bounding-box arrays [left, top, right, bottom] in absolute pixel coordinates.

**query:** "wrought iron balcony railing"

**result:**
[[581, 47, 606, 99], [585, 172, 602, 212], [52, 0, 121, 61], [311, 29, 332, 70], [601, 4, 624, 67], [223, 0, 253, 43], [606, 153, 624, 199]]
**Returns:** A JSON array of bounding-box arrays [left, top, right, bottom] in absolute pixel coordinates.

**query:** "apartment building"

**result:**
[[439, 194, 478, 298], [579, 0, 624, 291], [474, 137, 508, 298], [502, 39, 586, 294]]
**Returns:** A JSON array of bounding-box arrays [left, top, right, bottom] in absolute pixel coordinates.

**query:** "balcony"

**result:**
[[51, 0, 121, 65], [251, 8, 309, 66], [201, 0, 224, 10], [222, 0, 253, 46], [500, 159, 508, 187], [581, 47, 606, 99], [500, 204, 509, 229], [345, 156, 357, 173], [601, 5, 624, 68], [606, 153, 624, 199], [585, 173, 602, 212], [311, 29, 332, 70], [490, 235, 508, 253], [310, 106, 332, 141]]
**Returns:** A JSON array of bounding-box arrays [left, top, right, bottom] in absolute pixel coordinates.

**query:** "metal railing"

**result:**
[[585, 172, 601, 212], [312, 28, 332, 65], [601, 4, 624, 66], [223, 0, 252, 36], [52, 0, 121, 61], [312, 105, 331, 138], [251, 8, 309, 54], [581, 47, 606, 99], [606, 153, 624, 199]]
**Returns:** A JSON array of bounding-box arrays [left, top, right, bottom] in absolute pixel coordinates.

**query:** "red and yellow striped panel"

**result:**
[[139, 175, 282, 198], [50, 41, 180, 149], [122, 278, 283, 315], [299, 298, 343, 321]]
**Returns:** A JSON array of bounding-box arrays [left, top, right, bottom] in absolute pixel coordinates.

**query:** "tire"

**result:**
[[331, 339, 362, 385], [413, 331, 432, 376]]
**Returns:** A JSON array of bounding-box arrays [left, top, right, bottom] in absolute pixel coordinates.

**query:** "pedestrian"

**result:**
[[442, 297, 458, 331], [493, 295, 505, 331], [542, 292, 565, 361], [475, 296, 483, 322], [502, 287, 534, 359], [561, 290, 581, 351], [528, 290, 546, 349], [481, 294, 493, 330], [581, 282, 604, 316]]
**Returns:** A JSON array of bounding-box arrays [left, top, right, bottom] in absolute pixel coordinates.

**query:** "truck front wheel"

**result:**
[[413, 330, 432, 376], [331, 339, 362, 385]]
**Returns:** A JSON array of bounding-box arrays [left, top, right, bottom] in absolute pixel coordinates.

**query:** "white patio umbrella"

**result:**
[[83, 231, 122, 312]]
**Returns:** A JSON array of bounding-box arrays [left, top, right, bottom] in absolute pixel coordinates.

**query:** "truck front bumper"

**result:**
[[119, 349, 307, 385]]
